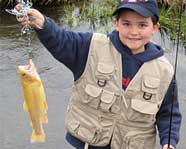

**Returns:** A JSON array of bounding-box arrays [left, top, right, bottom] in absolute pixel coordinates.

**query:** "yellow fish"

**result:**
[[18, 59, 48, 143]]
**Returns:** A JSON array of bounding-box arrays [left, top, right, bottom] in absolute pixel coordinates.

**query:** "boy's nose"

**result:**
[[129, 26, 139, 35]]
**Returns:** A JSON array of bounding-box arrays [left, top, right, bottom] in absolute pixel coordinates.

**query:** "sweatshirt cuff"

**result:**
[[161, 138, 177, 148], [34, 16, 54, 41]]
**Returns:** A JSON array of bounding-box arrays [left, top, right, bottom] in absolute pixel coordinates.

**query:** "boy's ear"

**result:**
[[153, 22, 160, 34], [113, 18, 119, 31]]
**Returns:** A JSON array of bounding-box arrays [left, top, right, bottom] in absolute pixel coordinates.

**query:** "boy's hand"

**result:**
[[162, 144, 175, 149], [15, 6, 45, 29]]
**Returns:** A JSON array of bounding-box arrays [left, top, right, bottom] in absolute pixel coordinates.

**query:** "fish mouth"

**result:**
[[18, 65, 32, 75], [18, 60, 40, 81]]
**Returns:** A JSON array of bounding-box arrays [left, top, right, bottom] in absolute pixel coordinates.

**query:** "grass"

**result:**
[[159, 1, 186, 49], [1, 0, 186, 48], [60, 0, 186, 45]]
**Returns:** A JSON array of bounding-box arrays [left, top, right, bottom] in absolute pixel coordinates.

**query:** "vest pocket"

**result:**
[[67, 118, 101, 144], [95, 62, 115, 81], [100, 90, 116, 112], [127, 75, 160, 123], [131, 99, 159, 115], [127, 99, 158, 123], [84, 84, 116, 113], [121, 132, 156, 149], [121, 136, 145, 149], [141, 75, 160, 102], [84, 84, 102, 109], [66, 106, 111, 145]]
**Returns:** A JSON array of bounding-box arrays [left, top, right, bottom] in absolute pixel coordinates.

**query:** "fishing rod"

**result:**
[[167, 0, 183, 149]]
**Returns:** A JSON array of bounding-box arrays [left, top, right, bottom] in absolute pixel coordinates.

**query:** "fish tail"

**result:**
[[30, 129, 46, 143]]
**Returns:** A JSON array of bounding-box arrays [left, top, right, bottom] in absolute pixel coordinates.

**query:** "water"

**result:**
[[0, 5, 186, 149]]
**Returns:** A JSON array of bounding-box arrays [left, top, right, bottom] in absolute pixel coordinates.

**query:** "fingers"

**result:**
[[16, 15, 29, 24], [14, 6, 45, 29], [15, 5, 21, 11], [15, 9, 34, 24], [27, 9, 45, 29]]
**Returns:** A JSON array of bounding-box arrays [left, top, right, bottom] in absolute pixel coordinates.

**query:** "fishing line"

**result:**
[[167, 1, 183, 148], [5, 0, 33, 59]]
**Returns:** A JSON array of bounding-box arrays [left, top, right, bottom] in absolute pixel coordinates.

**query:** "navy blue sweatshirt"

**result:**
[[36, 17, 181, 148]]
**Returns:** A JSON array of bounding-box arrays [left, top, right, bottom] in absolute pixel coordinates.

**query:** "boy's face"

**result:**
[[114, 10, 160, 54]]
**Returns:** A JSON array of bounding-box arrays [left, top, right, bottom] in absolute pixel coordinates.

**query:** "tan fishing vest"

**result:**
[[65, 33, 174, 149]]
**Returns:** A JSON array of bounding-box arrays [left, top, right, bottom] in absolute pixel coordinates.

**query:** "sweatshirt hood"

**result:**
[[108, 30, 164, 63]]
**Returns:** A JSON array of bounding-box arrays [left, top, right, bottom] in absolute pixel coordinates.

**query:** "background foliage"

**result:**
[[0, 0, 186, 48]]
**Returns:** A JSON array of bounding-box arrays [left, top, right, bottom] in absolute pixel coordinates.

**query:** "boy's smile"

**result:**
[[114, 10, 160, 54]]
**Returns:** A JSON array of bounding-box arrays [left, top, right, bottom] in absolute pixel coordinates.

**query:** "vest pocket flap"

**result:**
[[97, 62, 114, 74], [85, 84, 102, 97], [142, 76, 160, 94], [100, 90, 115, 112], [101, 90, 115, 103], [78, 126, 96, 142], [131, 99, 158, 115], [68, 119, 80, 131]]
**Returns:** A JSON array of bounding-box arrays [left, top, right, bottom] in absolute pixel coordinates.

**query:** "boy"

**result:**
[[17, 0, 181, 148]]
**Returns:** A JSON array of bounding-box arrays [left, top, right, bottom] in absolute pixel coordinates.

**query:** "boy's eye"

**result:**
[[139, 24, 148, 28], [122, 22, 130, 26]]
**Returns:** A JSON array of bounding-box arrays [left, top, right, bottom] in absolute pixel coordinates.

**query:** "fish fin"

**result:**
[[44, 100, 48, 111], [30, 122, 33, 127], [42, 100, 48, 123], [23, 101, 28, 112], [42, 114, 48, 124], [30, 130, 46, 143]]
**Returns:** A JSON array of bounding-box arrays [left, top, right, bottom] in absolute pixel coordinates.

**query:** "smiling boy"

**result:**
[[17, 0, 181, 148], [114, 10, 160, 54]]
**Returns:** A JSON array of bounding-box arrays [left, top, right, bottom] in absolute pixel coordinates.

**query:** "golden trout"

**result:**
[[18, 59, 48, 143]]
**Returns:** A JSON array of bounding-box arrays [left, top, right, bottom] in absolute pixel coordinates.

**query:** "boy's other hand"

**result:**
[[15, 6, 45, 29], [162, 144, 175, 149]]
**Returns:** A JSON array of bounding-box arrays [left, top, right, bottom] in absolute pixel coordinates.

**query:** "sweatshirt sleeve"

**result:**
[[35, 17, 93, 80], [156, 79, 182, 147]]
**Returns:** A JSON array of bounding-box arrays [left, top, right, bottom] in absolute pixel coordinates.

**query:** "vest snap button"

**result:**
[[97, 79, 107, 87]]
